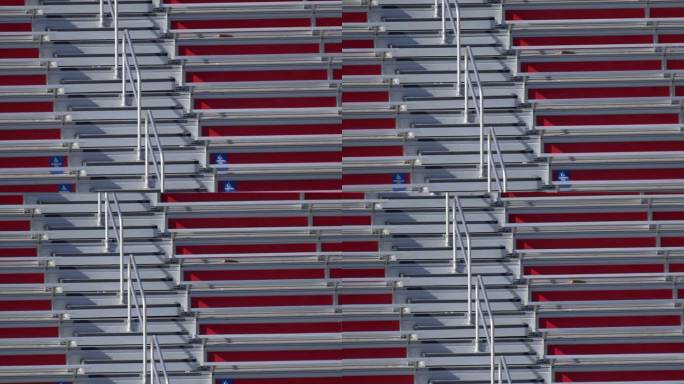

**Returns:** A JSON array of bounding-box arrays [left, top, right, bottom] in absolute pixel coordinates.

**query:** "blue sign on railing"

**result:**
[[58, 184, 73, 193], [221, 379, 235, 384], [556, 170, 571, 183], [50, 156, 65, 174], [392, 172, 407, 191], [222, 181, 236, 192], [212, 153, 228, 165]]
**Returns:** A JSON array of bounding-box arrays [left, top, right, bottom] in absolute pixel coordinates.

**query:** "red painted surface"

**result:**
[[316, 12, 368, 26], [514, 35, 651, 46], [536, 113, 678, 126], [0, 273, 43, 284], [192, 295, 333, 308], [217, 179, 342, 191], [539, 315, 681, 329], [195, 97, 336, 109], [342, 91, 389, 103], [341, 40, 374, 49], [0, 220, 29, 231], [169, 216, 307, 229], [661, 237, 684, 247], [208, 347, 405, 362], [0, 354, 65, 366], [0, 129, 60, 141], [176, 243, 316, 255], [516, 237, 655, 249], [0, 326, 58, 338], [531, 289, 671, 302], [549, 342, 684, 355], [506, 8, 643, 20], [343, 146, 403, 157], [342, 118, 395, 130], [162, 192, 300, 202], [668, 60, 684, 69], [509, 211, 646, 223], [172, 18, 310, 29], [343, 173, 410, 185], [501, 191, 641, 198], [0, 23, 31, 32], [545, 141, 684, 153], [0, 156, 66, 168], [334, 65, 382, 78], [0, 247, 36, 257], [338, 293, 393, 305], [525, 264, 663, 275], [203, 123, 341, 136], [0, 195, 22, 204], [0, 0, 25, 5], [0, 184, 74, 193], [659, 34, 684, 43], [313, 216, 371, 226], [521, 60, 660, 73], [304, 192, 364, 200], [0, 48, 38, 59], [0, 101, 52, 113], [215, 376, 414, 384], [652, 7, 684, 17], [321, 241, 378, 252], [556, 369, 684, 382], [201, 320, 399, 335], [187, 69, 328, 83], [178, 44, 320, 56], [167, 0, 335, 3], [0, 299, 51, 311], [554, 168, 684, 181], [529, 86, 668, 100], [330, 268, 385, 278], [185, 269, 324, 281], [0, 74, 45, 86], [217, 151, 340, 163]]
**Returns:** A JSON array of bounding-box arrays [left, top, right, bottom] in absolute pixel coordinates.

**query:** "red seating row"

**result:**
[[172, 13, 367, 30], [556, 369, 684, 382], [0, 101, 53, 113], [168, 215, 371, 229], [548, 342, 684, 355], [532, 288, 677, 302], [161, 192, 364, 203], [552, 168, 684, 182], [0, 156, 67, 168], [0, 273, 43, 283], [0, 0, 25, 5], [539, 314, 681, 329], [0, 220, 29, 231], [0, 74, 45, 86], [525, 263, 674, 276], [517, 236, 684, 249], [536, 113, 678, 127], [510, 210, 684, 223], [529, 86, 681, 100], [202, 118, 395, 137], [0, 299, 51, 311], [214, 173, 410, 192], [185, 267, 385, 281], [176, 241, 378, 255], [209, 147, 402, 164], [192, 293, 393, 307], [178, 40, 373, 56], [507, 7, 684, 20], [0, 247, 35, 257], [0, 325, 58, 338], [201, 320, 399, 335], [0, 184, 74, 193], [545, 141, 684, 153], [0, 47, 38, 59], [0, 23, 31, 32], [195, 92, 388, 110], [207, 347, 405, 362], [522, 59, 684, 72], [213, 375, 414, 384], [515, 33, 684, 47], [0, 128, 60, 141], [0, 354, 65, 366]]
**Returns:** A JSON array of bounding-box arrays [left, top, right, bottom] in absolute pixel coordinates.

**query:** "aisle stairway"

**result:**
[[3, 0, 684, 382]]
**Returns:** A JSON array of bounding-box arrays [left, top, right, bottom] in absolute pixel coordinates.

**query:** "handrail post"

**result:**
[[487, 128, 492, 193], [474, 281, 479, 351], [97, 192, 102, 226], [441, 0, 446, 43], [455, 3, 460, 96], [444, 192, 449, 245], [434, 0, 439, 17], [113, 0, 118, 78], [136, 69, 142, 161], [126, 255, 131, 331], [150, 337, 155, 384], [451, 197, 456, 273], [490, 310, 495, 384], [121, 33, 126, 106], [119, 210, 124, 303], [463, 53, 469, 123], [99, 0, 104, 27], [144, 113, 149, 188], [103, 192, 109, 249], [479, 85, 485, 177]]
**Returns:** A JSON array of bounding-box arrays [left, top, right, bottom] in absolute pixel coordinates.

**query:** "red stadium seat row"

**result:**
[[161, 192, 364, 203], [0, 101, 53, 113], [0, 74, 45, 86], [212, 375, 414, 384], [0, 23, 31, 32], [184, 267, 385, 281], [186, 65, 382, 83], [0, 221, 30, 231], [207, 347, 405, 362], [507, 7, 684, 20], [536, 113, 678, 127], [0, 299, 51, 311], [528, 86, 684, 100], [214, 174, 410, 192], [0, 184, 74, 193], [510, 211, 684, 223], [555, 369, 684, 382], [208, 147, 402, 164], [522, 59, 684, 72], [525, 263, 684, 275], [0, 156, 67, 168], [532, 288, 674, 302], [0, 47, 38, 59], [517, 236, 684, 249], [515, 34, 684, 47], [0, 326, 58, 338], [168, 215, 371, 229], [545, 141, 684, 153], [0, 273, 43, 283], [194, 92, 388, 110], [171, 13, 367, 30], [178, 40, 373, 56], [539, 314, 681, 329], [201, 320, 399, 334], [548, 342, 684, 355], [192, 293, 393, 307], [0, 354, 65, 366], [0, 129, 60, 141], [202, 118, 395, 137], [551, 168, 684, 182], [176, 241, 378, 255]]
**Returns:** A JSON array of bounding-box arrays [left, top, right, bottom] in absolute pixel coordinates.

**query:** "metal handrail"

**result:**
[[121, 29, 143, 160], [474, 275, 513, 384], [452, 196, 472, 318], [463, 46, 486, 177], [150, 335, 170, 384], [99, 0, 118, 77], [486, 127, 508, 194], [126, 253, 147, 382], [437, 0, 461, 95], [98, 192, 125, 301], [144, 111, 166, 193]]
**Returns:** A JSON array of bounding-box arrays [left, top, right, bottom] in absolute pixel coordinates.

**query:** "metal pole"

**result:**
[[479, 84, 485, 177], [490, 316, 495, 384], [113, 0, 118, 78], [97, 192, 102, 226], [451, 197, 456, 273], [126, 256, 131, 331], [142, 283, 147, 383], [121, 34, 126, 106], [103, 192, 109, 249], [441, 0, 445, 43], [144, 114, 149, 188], [150, 338, 155, 384], [434, 0, 438, 17], [136, 64, 142, 161], [99, 0, 104, 27], [455, 3, 461, 96], [474, 281, 479, 351], [463, 54, 469, 123], [444, 192, 449, 245], [119, 209, 124, 303], [487, 129, 492, 193]]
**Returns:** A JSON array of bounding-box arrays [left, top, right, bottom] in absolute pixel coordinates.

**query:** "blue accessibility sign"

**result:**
[[220, 379, 235, 384], [58, 184, 73, 192], [212, 153, 228, 165], [222, 181, 236, 192], [50, 156, 65, 174], [556, 170, 571, 183], [392, 172, 407, 191]]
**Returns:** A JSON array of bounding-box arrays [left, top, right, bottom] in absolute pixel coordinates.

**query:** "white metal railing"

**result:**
[[451, 195, 472, 315], [144, 111, 166, 193], [473, 275, 513, 384], [120, 29, 143, 160], [486, 127, 508, 193], [437, 0, 461, 95], [99, 0, 119, 77], [463, 46, 486, 177], [98, 192, 125, 301]]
